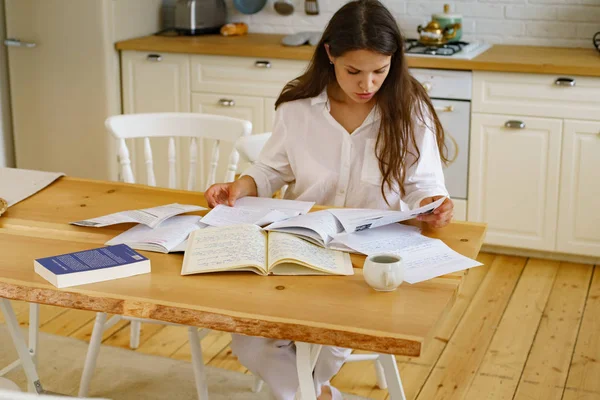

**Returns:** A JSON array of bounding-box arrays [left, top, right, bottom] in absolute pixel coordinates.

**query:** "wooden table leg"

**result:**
[[0, 299, 43, 394], [295, 342, 322, 400], [379, 354, 407, 400]]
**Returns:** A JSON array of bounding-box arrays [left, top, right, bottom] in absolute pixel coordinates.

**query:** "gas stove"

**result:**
[[404, 39, 491, 60]]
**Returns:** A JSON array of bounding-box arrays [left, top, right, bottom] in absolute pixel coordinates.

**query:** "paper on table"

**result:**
[[333, 223, 482, 283], [181, 224, 267, 275], [105, 215, 208, 253], [71, 203, 206, 229], [201, 204, 292, 227], [0, 167, 64, 207], [264, 210, 345, 247], [234, 196, 314, 215], [327, 197, 446, 233]]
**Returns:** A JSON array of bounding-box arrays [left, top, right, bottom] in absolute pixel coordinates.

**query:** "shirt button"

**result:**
[[339, 189, 345, 195]]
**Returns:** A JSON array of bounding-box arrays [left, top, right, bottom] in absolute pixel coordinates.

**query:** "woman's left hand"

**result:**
[[417, 196, 454, 228]]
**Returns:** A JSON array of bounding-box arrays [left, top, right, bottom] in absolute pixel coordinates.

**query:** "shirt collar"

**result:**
[[310, 88, 382, 123]]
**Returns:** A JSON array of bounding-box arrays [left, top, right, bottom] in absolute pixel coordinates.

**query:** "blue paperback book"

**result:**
[[34, 244, 151, 288]]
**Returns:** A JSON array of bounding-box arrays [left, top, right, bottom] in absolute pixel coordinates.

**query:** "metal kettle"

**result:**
[[417, 20, 461, 46], [174, 0, 227, 35]]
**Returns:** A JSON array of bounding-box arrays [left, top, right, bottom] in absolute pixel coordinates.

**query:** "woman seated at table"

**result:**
[[205, 0, 454, 398]]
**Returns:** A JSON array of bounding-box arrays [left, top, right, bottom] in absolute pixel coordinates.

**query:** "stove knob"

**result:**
[[422, 82, 432, 92]]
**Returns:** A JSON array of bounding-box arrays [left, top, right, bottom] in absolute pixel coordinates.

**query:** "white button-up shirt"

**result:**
[[243, 90, 448, 210]]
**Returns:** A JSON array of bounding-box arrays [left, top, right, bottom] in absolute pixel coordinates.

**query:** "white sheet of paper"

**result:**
[[71, 203, 206, 228], [201, 204, 291, 227], [0, 167, 64, 207], [327, 197, 446, 233], [234, 196, 314, 215], [265, 210, 345, 246], [105, 215, 207, 253], [333, 223, 481, 283]]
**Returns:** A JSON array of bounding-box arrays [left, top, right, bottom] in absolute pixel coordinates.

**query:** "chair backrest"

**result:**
[[235, 132, 272, 163], [106, 113, 252, 191]]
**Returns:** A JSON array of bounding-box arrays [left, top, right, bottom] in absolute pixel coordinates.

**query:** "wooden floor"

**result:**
[[2, 252, 599, 400]]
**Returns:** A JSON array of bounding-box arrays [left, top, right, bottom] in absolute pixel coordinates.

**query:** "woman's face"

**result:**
[[327, 48, 392, 104]]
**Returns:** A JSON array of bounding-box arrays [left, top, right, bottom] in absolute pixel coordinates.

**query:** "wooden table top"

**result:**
[[0, 177, 486, 355], [115, 33, 600, 77]]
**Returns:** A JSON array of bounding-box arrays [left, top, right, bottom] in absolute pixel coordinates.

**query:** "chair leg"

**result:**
[[378, 354, 406, 400], [188, 326, 209, 400], [295, 342, 322, 400], [0, 299, 43, 394], [78, 312, 107, 397], [252, 376, 264, 393], [374, 358, 388, 389], [129, 320, 141, 349]]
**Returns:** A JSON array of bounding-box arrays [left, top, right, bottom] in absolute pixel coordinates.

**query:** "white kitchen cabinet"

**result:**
[[468, 113, 562, 251], [121, 51, 191, 187], [556, 120, 600, 257], [191, 93, 264, 133]]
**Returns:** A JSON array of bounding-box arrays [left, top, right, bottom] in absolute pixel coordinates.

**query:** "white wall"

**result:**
[[0, 0, 14, 168], [164, 0, 599, 48]]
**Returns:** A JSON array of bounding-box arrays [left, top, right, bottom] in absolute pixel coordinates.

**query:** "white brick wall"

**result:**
[[163, 0, 600, 48]]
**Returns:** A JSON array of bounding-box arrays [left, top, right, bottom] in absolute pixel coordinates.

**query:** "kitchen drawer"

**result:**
[[192, 93, 264, 133], [473, 72, 600, 120], [191, 55, 308, 97]]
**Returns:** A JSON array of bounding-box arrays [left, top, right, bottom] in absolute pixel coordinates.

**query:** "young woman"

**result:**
[[205, 0, 454, 398]]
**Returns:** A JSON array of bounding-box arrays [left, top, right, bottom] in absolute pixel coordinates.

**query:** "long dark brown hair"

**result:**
[[275, 0, 447, 204]]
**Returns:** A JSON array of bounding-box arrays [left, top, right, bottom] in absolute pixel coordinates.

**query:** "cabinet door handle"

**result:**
[[434, 105, 454, 113], [254, 60, 272, 68], [4, 38, 36, 48], [554, 77, 575, 87], [504, 120, 526, 129], [147, 54, 162, 62], [218, 99, 236, 107]]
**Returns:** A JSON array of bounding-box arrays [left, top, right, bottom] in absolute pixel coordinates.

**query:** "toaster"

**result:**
[[174, 0, 227, 35]]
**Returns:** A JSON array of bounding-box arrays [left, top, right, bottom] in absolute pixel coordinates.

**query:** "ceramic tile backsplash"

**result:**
[[162, 0, 599, 48]]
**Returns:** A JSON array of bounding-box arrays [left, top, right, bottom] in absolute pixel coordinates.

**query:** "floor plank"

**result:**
[[562, 265, 600, 400], [464, 258, 560, 400], [514, 262, 593, 400], [173, 330, 234, 366], [70, 314, 130, 343], [392, 252, 495, 400], [415, 255, 526, 400], [136, 324, 190, 358], [331, 350, 388, 400], [39, 309, 96, 337]]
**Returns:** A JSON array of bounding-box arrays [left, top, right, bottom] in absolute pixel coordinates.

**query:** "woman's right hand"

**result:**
[[204, 175, 258, 208]]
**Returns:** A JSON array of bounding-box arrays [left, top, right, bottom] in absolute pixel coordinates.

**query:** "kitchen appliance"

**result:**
[[433, 4, 463, 42], [404, 39, 491, 59], [174, 0, 227, 35], [409, 69, 473, 218], [417, 20, 461, 45]]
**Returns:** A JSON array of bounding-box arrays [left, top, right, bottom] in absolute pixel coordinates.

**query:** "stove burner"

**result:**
[[405, 39, 470, 56]]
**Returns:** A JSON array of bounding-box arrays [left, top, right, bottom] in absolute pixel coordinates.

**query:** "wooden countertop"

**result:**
[[115, 33, 600, 77]]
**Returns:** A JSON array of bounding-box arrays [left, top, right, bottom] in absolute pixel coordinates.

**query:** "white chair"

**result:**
[[234, 134, 388, 393], [78, 112, 252, 399]]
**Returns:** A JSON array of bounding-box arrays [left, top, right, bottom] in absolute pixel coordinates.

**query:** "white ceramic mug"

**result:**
[[363, 254, 404, 292]]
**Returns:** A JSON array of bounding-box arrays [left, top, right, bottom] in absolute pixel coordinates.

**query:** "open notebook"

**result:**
[[181, 224, 354, 276]]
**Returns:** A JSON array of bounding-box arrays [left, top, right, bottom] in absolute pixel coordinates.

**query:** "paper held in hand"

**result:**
[[71, 203, 206, 229], [181, 224, 354, 276]]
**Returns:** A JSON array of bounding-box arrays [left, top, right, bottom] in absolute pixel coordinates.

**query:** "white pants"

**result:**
[[231, 334, 352, 400]]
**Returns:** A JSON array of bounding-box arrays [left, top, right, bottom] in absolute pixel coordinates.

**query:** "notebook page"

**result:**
[[267, 232, 353, 276], [265, 210, 344, 246], [181, 224, 267, 275]]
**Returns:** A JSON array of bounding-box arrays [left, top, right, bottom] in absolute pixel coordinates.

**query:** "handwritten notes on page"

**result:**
[[334, 223, 481, 283], [0, 167, 64, 207], [268, 232, 353, 276], [327, 197, 445, 233], [181, 224, 267, 275], [105, 215, 207, 253], [72, 203, 205, 229]]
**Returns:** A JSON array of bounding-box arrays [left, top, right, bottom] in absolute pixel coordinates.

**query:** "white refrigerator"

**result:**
[[1, 0, 163, 180]]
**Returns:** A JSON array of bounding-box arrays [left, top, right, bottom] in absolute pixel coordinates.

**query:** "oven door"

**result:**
[[432, 99, 470, 201]]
